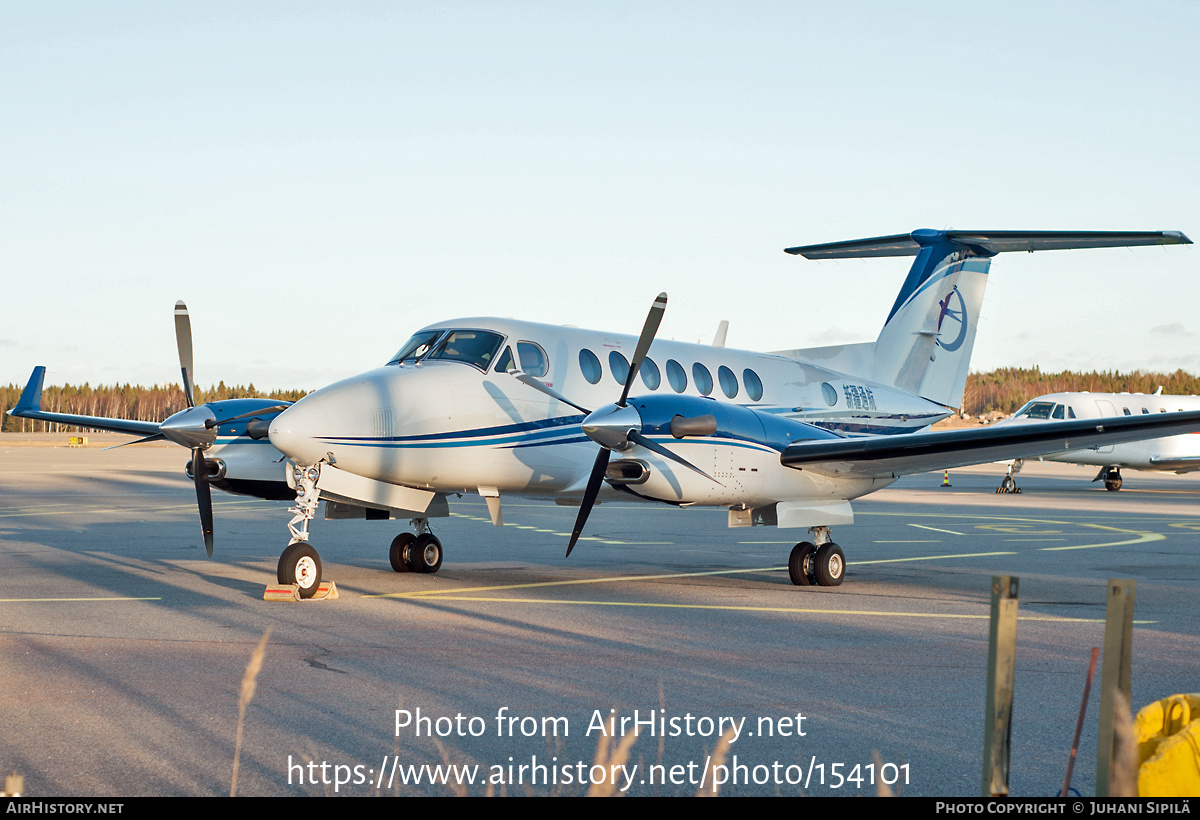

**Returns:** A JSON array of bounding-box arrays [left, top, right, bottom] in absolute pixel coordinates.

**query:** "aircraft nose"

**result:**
[[268, 394, 334, 465]]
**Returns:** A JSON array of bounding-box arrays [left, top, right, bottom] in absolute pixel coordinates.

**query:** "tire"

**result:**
[[390, 533, 416, 573], [277, 543, 298, 584], [408, 534, 443, 574], [788, 542, 816, 586], [1105, 478, 1122, 491], [813, 543, 845, 587], [280, 543, 322, 598]]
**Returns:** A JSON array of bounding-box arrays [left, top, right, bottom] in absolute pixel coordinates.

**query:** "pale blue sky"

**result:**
[[4, 2, 1198, 391]]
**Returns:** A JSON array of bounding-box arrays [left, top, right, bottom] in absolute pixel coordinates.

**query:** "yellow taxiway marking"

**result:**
[[392, 595, 1154, 623], [0, 499, 270, 518], [0, 596, 163, 603], [1038, 531, 1164, 551], [862, 512, 1163, 552], [371, 548, 1021, 600]]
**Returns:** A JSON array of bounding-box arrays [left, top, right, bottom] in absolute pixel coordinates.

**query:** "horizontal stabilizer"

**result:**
[[785, 229, 1191, 259], [781, 411, 1200, 478]]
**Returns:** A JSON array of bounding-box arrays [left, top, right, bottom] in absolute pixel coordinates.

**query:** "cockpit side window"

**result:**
[[517, 342, 549, 377], [427, 330, 505, 371], [495, 346, 516, 374], [1015, 401, 1055, 420], [1051, 404, 1064, 420], [388, 330, 444, 365]]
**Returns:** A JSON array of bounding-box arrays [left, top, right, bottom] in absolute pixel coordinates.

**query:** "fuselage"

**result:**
[[267, 317, 947, 507], [1003, 391, 1200, 472]]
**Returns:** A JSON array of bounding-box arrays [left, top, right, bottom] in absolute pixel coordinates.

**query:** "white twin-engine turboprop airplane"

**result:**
[[11, 228, 1199, 597], [993, 389, 1200, 493]]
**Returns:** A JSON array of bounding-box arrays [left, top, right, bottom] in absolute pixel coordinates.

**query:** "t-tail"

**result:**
[[778, 229, 1191, 409]]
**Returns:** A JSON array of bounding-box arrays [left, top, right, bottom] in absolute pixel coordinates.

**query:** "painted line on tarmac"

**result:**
[[909, 523, 964, 535], [0, 596, 163, 603], [395, 595, 1155, 622], [0, 499, 272, 518], [372, 548, 1021, 600], [1038, 531, 1164, 551], [862, 512, 1164, 552]]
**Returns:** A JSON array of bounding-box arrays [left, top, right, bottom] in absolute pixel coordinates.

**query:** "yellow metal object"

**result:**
[[1135, 694, 1200, 797], [67, 436, 88, 447]]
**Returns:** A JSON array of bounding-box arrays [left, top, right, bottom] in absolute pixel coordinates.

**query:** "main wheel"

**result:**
[[407, 533, 443, 574], [788, 542, 816, 586], [390, 533, 416, 572], [1105, 477, 1122, 491], [280, 543, 322, 598], [813, 543, 845, 587]]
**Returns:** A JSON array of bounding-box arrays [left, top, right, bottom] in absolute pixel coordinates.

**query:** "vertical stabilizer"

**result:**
[[782, 229, 1191, 409]]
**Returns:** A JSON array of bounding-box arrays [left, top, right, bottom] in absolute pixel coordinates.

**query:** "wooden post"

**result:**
[[1096, 578, 1136, 797], [982, 575, 1019, 796]]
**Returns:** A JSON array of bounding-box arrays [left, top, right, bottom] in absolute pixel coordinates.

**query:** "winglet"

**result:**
[[13, 367, 47, 414]]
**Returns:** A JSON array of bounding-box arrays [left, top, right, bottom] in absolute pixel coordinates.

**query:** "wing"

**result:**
[[7, 366, 163, 437], [780, 411, 1200, 477]]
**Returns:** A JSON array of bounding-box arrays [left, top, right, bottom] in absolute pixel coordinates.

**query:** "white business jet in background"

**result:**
[[11, 228, 1197, 596], [993, 390, 1200, 492]]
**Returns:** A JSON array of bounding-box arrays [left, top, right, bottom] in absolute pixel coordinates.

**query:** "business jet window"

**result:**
[[427, 330, 505, 370], [641, 357, 661, 390], [609, 351, 630, 385], [718, 366, 738, 399], [821, 382, 838, 406], [666, 359, 687, 393], [579, 349, 602, 384], [1142, 408, 1150, 414], [1122, 408, 1131, 416], [1051, 405, 1064, 420], [518, 342, 548, 377], [388, 330, 444, 365], [1014, 401, 1055, 420], [744, 369, 763, 402], [1068, 407, 1077, 418], [692, 363, 713, 396]]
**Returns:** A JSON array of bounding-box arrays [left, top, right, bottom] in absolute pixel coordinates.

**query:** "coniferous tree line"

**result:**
[[0, 382, 308, 433], [3, 368, 1200, 433]]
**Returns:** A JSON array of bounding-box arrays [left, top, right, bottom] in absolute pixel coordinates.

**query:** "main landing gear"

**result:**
[[1095, 466, 1123, 491], [389, 519, 443, 574], [788, 526, 845, 587]]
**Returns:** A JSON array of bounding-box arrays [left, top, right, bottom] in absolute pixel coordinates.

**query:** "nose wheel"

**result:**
[[278, 542, 322, 598]]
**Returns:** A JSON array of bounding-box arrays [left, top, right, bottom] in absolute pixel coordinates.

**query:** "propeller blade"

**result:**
[[203, 404, 291, 429], [618, 292, 667, 406], [192, 446, 214, 557], [566, 447, 611, 557], [627, 429, 722, 484], [174, 301, 197, 409], [511, 371, 592, 415]]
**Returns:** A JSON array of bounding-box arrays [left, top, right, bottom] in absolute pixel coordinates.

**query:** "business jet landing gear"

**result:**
[[389, 519, 443, 574], [788, 527, 845, 587], [996, 459, 1024, 494], [280, 462, 323, 598], [1095, 466, 1123, 491]]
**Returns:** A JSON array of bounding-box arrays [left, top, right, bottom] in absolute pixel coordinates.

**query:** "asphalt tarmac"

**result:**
[[2, 434, 1198, 797]]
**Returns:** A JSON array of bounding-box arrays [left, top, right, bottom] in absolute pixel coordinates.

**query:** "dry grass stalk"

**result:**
[[874, 751, 893, 797], [431, 738, 469, 798], [697, 725, 737, 797], [230, 627, 272, 797], [586, 713, 640, 797]]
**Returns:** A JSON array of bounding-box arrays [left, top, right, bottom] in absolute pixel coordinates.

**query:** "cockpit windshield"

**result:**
[[387, 331, 445, 365], [1014, 401, 1055, 420], [428, 330, 505, 370], [387, 329, 507, 370]]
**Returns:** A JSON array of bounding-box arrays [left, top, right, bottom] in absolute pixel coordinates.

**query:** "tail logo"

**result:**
[[935, 287, 968, 352]]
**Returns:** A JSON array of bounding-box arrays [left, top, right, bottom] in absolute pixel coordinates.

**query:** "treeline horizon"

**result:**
[[0, 382, 309, 433], [3, 367, 1200, 433]]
